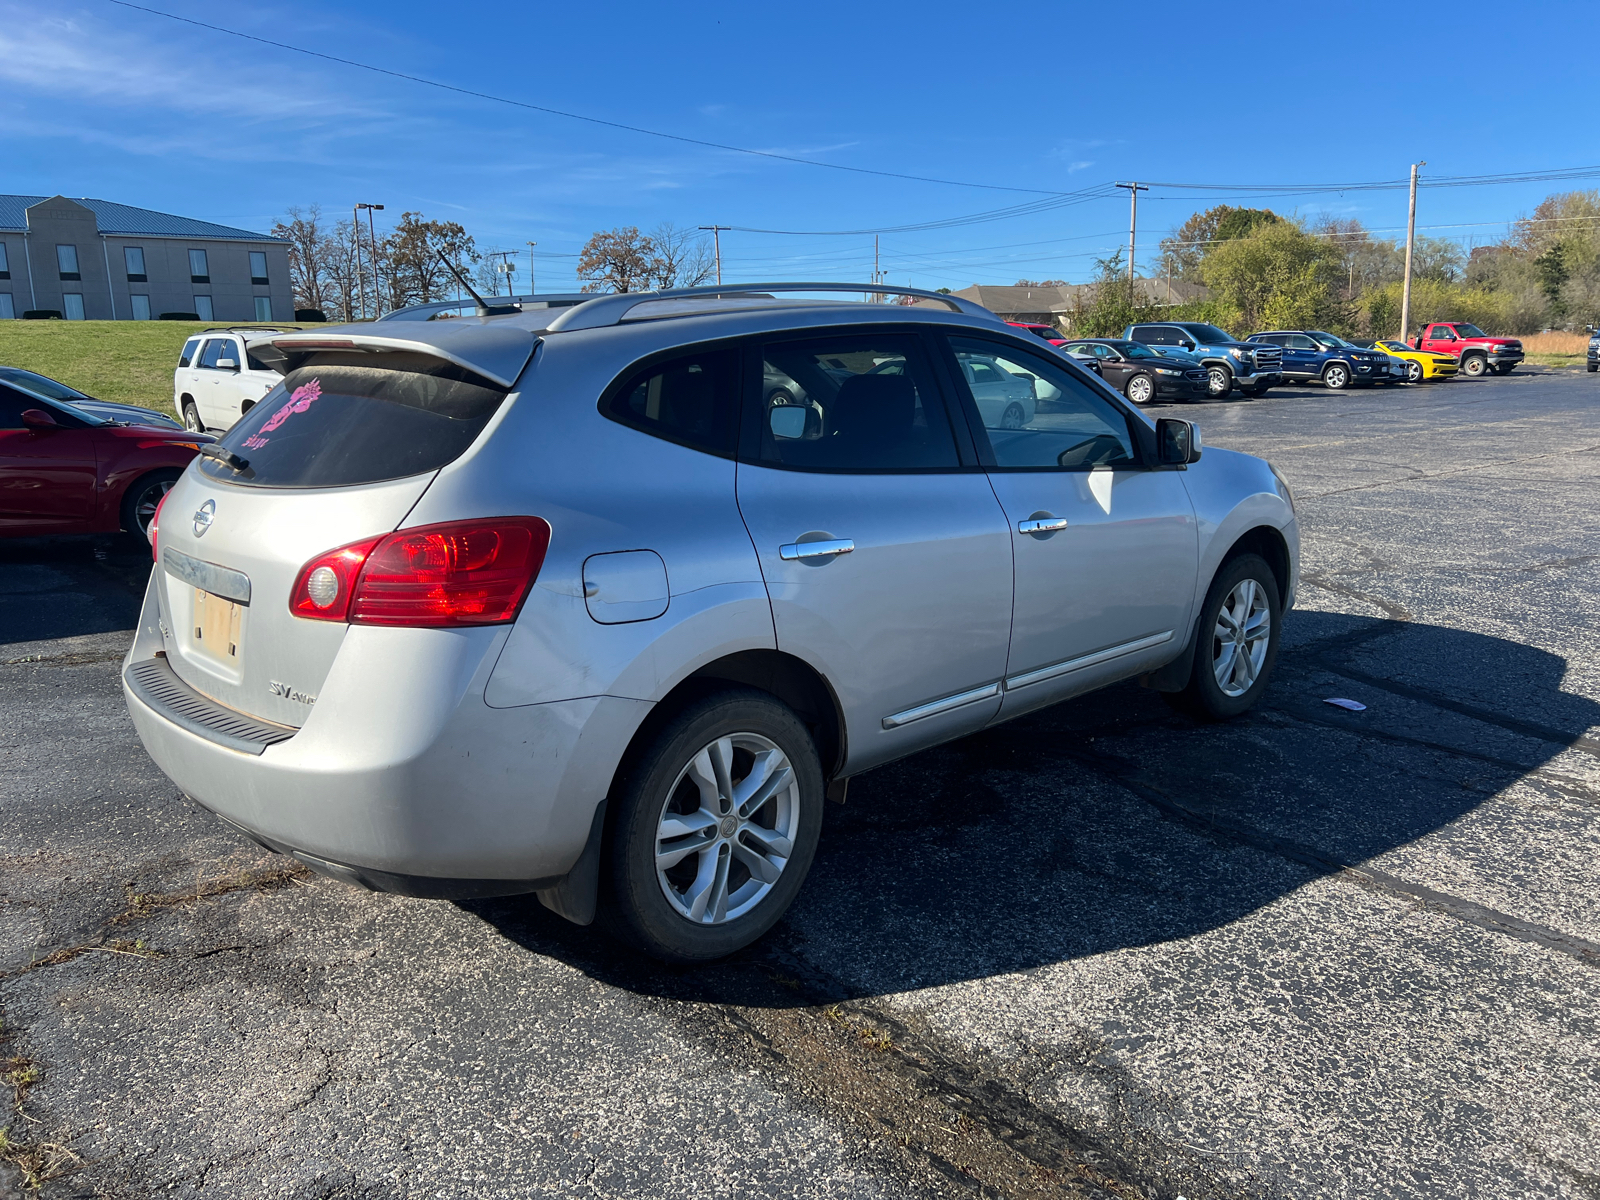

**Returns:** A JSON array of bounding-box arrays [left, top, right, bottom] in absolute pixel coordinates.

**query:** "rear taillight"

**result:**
[[289, 518, 551, 627], [149, 489, 173, 561]]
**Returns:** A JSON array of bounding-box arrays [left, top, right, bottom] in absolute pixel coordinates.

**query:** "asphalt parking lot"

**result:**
[[3, 369, 1598, 1199]]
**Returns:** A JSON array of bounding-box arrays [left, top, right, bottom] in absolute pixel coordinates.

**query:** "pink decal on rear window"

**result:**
[[241, 378, 321, 450]]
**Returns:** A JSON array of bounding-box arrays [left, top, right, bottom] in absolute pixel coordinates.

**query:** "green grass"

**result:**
[[0, 321, 304, 418]]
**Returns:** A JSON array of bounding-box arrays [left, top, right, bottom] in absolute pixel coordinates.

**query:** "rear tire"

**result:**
[[1164, 553, 1282, 722], [1000, 402, 1026, 429], [120, 468, 181, 536], [1240, 383, 1269, 398], [599, 688, 825, 963], [180, 398, 203, 432], [1495, 363, 1516, 376], [1322, 363, 1351, 390]]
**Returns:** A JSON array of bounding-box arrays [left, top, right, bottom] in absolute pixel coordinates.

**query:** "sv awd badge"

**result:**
[[269, 680, 317, 705]]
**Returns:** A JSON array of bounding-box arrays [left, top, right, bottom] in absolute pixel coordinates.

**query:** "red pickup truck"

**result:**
[[1413, 322, 1523, 377]]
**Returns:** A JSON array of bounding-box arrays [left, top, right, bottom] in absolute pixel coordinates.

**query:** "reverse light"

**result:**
[[289, 518, 551, 627]]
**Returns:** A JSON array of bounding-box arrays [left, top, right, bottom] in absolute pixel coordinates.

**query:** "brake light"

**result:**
[[289, 518, 551, 627], [149, 488, 174, 561]]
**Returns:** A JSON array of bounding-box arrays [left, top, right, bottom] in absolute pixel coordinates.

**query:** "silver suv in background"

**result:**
[[125, 284, 1299, 962]]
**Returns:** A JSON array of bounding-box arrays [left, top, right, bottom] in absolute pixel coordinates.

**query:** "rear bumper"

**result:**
[[121, 571, 649, 889]]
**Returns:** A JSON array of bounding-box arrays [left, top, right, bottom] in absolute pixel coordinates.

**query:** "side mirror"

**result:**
[[769, 407, 807, 440], [216, 357, 239, 371], [1179, 340, 1195, 351], [1156, 418, 1201, 466], [21, 408, 60, 431]]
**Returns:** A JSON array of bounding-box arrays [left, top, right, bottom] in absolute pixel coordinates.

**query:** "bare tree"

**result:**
[[475, 249, 518, 297], [577, 226, 657, 293], [649, 223, 716, 289], [323, 218, 365, 321], [271, 205, 333, 314]]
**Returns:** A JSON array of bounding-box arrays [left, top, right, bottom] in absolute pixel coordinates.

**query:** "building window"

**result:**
[[253, 296, 272, 322], [0, 294, 14, 320], [124, 246, 147, 282], [0, 241, 9, 280], [63, 294, 85, 320], [130, 295, 152, 321], [189, 248, 209, 284], [249, 251, 269, 285], [194, 295, 214, 321], [57, 244, 81, 281]]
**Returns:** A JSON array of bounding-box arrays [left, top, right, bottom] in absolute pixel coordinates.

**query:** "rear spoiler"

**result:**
[[250, 324, 537, 390]]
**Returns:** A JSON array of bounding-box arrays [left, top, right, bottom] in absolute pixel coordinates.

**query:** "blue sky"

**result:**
[[3, 0, 1596, 292]]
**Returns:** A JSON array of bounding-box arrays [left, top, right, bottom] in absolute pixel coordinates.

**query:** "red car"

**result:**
[[0, 383, 212, 537], [1006, 320, 1068, 346]]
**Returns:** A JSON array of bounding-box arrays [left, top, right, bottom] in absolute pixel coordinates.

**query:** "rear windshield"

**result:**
[[198, 353, 508, 488]]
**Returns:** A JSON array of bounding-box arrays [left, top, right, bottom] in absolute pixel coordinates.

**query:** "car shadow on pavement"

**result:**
[[463, 608, 1600, 1003], [0, 533, 153, 648]]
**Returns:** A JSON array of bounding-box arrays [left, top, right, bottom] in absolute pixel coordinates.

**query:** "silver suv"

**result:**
[[124, 284, 1299, 962]]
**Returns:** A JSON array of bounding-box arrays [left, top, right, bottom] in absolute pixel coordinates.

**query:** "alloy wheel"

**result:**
[[132, 479, 175, 534], [182, 401, 203, 432], [1127, 375, 1154, 404], [1001, 403, 1026, 429], [1206, 366, 1231, 397], [1324, 365, 1349, 389], [1212, 578, 1271, 699], [1407, 361, 1422, 383], [654, 733, 800, 925]]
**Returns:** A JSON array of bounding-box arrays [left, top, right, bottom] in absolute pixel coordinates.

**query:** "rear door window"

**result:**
[[750, 333, 960, 472], [1130, 325, 1174, 345], [198, 352, 509, 488], [178, 338, 201, 368]]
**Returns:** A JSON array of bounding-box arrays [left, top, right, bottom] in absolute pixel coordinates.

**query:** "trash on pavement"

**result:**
[[1324, 697, 1368, 711]]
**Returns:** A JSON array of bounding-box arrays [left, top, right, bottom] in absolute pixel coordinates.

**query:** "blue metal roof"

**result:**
[[0, 195, 285, 242]]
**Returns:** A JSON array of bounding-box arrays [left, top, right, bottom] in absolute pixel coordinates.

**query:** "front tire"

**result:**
[[1204, 364, 1233, 399], [120, 469, 181, 536], [1165, 553, 1282, 722], [1124, 373, 1155, 404], [599, 688, 824, 963], [1405, 361, 1423, 383], [1322, 363, 1351, 390], [1461, 355, 1489, 378]]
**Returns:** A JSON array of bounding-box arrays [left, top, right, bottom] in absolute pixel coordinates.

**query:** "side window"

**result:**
[[947, 336, 1137, 471], [1288, 334, 1317, 350], [0, 385, 33, 428], [178, 338, 201, 368], [1429, 325, 1455, 341], [1131, 325, 1173, 346], [753, 334, 959, 472], [198, 338, 231, 369], [1256, 334, 1287, 347], [602, 346, 740, 458]]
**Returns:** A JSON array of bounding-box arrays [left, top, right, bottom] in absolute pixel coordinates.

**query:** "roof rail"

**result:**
[[544, 283, 993, 333], [199, 325, 293, 335]]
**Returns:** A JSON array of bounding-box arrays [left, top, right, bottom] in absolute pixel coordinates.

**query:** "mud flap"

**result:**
[[536, 800, 607, 926]]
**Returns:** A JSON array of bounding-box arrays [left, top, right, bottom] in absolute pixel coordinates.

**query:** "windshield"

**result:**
[[1378, 341, 1409, 352], [0, 368, 89, 402], [1178, 323, 1234, 344], [1452, 323, 1488, 338], [1117, 342, 1160, 359], [5, 381, 110, 425], [198, 353, 508, 488], [1309, 331, 1355, 348]]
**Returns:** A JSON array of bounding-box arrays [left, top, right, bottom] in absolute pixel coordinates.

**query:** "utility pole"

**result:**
[[526, 241, 536, 295], [1116, 182, 1149, 289], [874, 235, 880, 301], [488, 250, 515, 296], [699, 226, 728, 286], [356, 203, 384, 315], [1399, 162, 1425, 342]]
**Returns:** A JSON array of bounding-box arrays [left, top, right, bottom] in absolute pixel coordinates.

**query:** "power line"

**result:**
[[101, 0, 1073, 197]]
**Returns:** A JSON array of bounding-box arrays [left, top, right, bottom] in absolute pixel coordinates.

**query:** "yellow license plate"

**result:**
[[192, 587, 242, 665]]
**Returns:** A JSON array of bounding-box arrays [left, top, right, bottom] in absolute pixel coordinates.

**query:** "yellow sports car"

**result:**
[[1374, 339, 1458, 383]]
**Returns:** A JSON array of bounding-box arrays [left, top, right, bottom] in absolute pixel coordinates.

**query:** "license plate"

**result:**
[[192, 587, 242, 665]]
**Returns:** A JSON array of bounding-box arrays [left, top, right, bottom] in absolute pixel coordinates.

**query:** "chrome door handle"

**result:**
[[1018, 518, 1069, 535], [780, 538, 854, 561]]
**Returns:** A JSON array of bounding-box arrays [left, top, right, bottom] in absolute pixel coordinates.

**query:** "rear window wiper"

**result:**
[[200, 444, 250, 473]]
